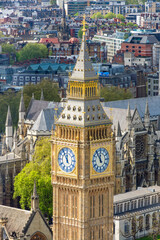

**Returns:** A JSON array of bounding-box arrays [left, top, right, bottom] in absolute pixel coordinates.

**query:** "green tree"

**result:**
[[17, 43, 48, 62], [116, 14, 125, 22], [13, 137, 52, 220], [23, 79, 61, 108], [100, 86, 133, 102], [91, 12, 104, 19], [1, 43, 16, 64], [104, 12, 116, 19], [126, 22, 135, 28], [50, 0, 56, 5], [0, 90, 21, 133], [1, 43, 16, 54]]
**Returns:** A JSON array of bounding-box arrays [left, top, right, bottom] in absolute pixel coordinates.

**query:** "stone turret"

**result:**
[[126, 102, 132, 131], [5, 106, 13, 151], [12, 127, 18, 154], [144, 100, 150, 129], [30, 134, 34, 161], [18, 91, 25, 126], [31, 181, 39, 211], [40, 89, 44, 100]]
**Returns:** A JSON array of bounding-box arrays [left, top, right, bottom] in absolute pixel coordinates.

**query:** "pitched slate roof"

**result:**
[[31, 107, 63, 132], [102, 96, 160, 132], [102, 96, 160, 118], [26, 99, 50, 122], [0, 205, 31, 236]]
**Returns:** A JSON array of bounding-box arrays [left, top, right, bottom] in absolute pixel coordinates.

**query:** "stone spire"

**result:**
[[30, 134, 34, 161], [31, 181, 39, 211], [5, 106, 13, 150], [117, 121, 122, 137], [126, 102, 132, 131], [32, 92, 34, 100], [69, 16, 98, 82], [5, 105, 12, 127], [19, 90, 25, 113], [62, 0, 66, 19], [12, 127, 17, 153], [18, 91, 25, 127], [57, 15, 111, 127], [40, 89, 44, 100], [144, 100, 150, 129]]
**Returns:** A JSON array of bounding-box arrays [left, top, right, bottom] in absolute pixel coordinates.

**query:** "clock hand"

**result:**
[[96, 151, 102, 164], [62, 149, 69, 164], [65, 154, 69, 164]]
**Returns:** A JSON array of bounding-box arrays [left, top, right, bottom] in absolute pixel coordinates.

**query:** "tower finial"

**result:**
[[82, 15, 86, 36]]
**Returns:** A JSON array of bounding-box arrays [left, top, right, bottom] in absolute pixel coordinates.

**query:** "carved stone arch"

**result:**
[[30, 231, 47, 240]]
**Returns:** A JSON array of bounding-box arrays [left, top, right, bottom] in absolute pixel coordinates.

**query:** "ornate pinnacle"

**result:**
[[82, 15, 87, 36]]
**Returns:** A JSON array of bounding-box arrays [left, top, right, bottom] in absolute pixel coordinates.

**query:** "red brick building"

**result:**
[[121, 35, 158, 57]]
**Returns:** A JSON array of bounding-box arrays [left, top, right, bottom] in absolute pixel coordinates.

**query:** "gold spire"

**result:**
[[82, 15, 86, 36]]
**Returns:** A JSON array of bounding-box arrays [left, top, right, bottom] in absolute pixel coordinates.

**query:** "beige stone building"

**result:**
[[51, 19, 115, 240], [0, 182, 52, 240]]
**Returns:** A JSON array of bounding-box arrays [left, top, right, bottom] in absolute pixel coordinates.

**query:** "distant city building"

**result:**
[[65, 0, 95, 16], [93, 31, 127, 62], [121, 35, 158, 60], [153, 43, 160, 67], [124, 52, 152, 67], [147, 72, 159, 96]]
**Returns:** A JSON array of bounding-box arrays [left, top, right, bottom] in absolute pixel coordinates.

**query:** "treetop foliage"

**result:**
[[13, 137, 52, 219], [104, 12, 116, 19], [100, 86, 133, 102], [23, 79, 61, 108], [17, 43, 48, 62], [0, 80, 60, 133]]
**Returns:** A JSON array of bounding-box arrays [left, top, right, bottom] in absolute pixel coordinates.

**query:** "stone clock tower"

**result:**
[[51, 18, 115, 240]]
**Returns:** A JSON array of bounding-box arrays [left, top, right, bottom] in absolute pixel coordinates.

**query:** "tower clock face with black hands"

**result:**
[[92, 148, 109, 173], [58, 147, 76, 173]]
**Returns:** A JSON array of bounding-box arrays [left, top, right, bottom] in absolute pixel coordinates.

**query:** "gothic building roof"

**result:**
[[114, 185, 160, 203], [31, 107, 63, 132], [0, 205, 31, 235], [103, 96, 160, 132], [0, 205, 52, 238], [26, 99, 50, 122]]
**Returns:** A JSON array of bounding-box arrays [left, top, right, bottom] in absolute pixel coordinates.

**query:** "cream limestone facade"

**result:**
[[51, 19, 115, 240]]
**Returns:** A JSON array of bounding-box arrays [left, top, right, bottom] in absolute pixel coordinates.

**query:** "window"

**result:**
[[99, 194, 104, 217], [72, 195, 77, 219], [90, 196, 95, 218], [132, 218, 136, 235], [146, 214, 150, 230], [124, 222, 129, 235], [139, 216, 143, 232], [90, 228, 95, 240], [152, 213, 157, 228], [63, 193, 68, 217]]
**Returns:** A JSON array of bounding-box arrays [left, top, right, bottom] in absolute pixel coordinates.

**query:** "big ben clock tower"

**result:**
[[51, 17, 115, 240]]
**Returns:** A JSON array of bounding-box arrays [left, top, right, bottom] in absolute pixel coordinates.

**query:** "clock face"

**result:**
[[92, 148, 109, 173], [58, 148, 76, 173]]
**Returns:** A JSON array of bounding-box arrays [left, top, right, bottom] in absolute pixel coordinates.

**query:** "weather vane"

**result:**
[[82, 14, 87, 36]]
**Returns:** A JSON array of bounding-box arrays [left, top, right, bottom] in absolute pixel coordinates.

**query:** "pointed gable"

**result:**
[[131, 108, 144, 130]]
